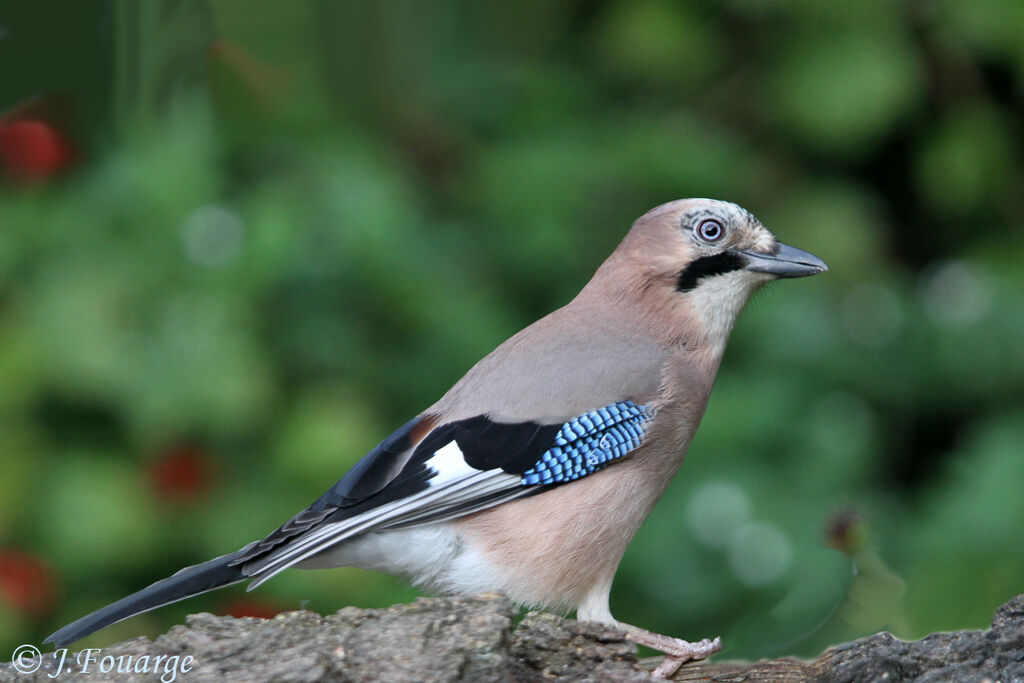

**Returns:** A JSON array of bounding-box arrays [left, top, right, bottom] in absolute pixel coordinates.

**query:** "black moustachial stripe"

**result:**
[[675, 252, 746, 292]]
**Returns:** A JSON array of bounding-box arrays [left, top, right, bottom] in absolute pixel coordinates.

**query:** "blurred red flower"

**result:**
[[147, 443, 215, 503], [0, 549, 57, 616], [0, 119, 73, 181]]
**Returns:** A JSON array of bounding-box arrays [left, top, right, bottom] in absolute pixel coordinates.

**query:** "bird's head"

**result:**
[[595, 198, 827, 350]]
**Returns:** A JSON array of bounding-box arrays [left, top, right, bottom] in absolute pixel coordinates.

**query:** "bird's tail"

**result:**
[[44, 550, 248, 648]]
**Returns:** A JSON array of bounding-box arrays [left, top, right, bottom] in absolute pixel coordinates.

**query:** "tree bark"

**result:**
[[3, 593, 1022, 682]]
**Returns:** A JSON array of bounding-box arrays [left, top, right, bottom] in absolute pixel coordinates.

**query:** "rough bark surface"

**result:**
[[3, 593, 1022, 682]]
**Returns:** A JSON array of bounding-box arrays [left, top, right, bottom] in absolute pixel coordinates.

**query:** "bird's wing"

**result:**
[[236, 400, 654, 587]]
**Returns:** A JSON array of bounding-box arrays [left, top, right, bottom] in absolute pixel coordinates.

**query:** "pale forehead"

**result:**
[[642, 198, 763, 229]]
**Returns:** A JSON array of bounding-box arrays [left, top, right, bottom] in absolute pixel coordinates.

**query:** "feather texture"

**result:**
[[241, 401, 654, 587], [521, 401, 653, 485]]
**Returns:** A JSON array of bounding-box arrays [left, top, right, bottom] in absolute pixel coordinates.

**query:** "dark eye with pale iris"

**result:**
[[697, 219, 724, 242]]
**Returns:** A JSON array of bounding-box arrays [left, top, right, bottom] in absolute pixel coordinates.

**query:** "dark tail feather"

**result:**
[[45, 551, 247, 647]]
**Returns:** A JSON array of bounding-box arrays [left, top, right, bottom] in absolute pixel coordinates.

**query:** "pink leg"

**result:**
[[618, 623, 722, 679]]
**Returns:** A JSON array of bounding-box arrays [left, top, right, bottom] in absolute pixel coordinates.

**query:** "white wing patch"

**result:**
[[427, 441, 477, 483]]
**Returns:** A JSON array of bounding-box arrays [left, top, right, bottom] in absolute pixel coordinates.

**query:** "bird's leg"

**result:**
[[617, 623, 722, 679]]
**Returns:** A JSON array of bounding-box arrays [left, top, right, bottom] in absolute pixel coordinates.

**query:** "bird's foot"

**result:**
[[618, 623, 722, 679]]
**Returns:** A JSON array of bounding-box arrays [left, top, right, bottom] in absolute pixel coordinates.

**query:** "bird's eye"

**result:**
[[696, 219, 724, 242]]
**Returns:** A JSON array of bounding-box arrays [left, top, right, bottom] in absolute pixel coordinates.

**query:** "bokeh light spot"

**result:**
[[181, 205, 245, 267], [841, 283, 903, 347], [919, 260, 993, 327], [686, 480, 752, 548], [728, 521, 793, 587]]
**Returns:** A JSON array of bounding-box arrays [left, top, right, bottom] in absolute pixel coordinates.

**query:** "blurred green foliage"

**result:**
[[1, 0, 1023, 661]]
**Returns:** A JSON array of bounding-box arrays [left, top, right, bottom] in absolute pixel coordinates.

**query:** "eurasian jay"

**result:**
[[46, 198, 827, 677]]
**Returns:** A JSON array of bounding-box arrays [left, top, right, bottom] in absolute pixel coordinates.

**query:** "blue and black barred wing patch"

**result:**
[[521, 401, 653, 485]]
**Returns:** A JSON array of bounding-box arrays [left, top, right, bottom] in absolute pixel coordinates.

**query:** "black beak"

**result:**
[[735, 243, 828, 278]]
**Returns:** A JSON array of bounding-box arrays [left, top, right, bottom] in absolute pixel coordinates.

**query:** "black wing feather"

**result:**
[[234, 414, 559, 566], [312, 416, 423, 509], [413, 415, 560, 473]]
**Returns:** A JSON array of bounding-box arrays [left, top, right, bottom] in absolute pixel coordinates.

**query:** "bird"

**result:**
[[46, 198, 827, 677]]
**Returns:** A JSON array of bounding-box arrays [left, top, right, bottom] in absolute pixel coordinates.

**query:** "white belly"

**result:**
[[294, 522, 507, 599]]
